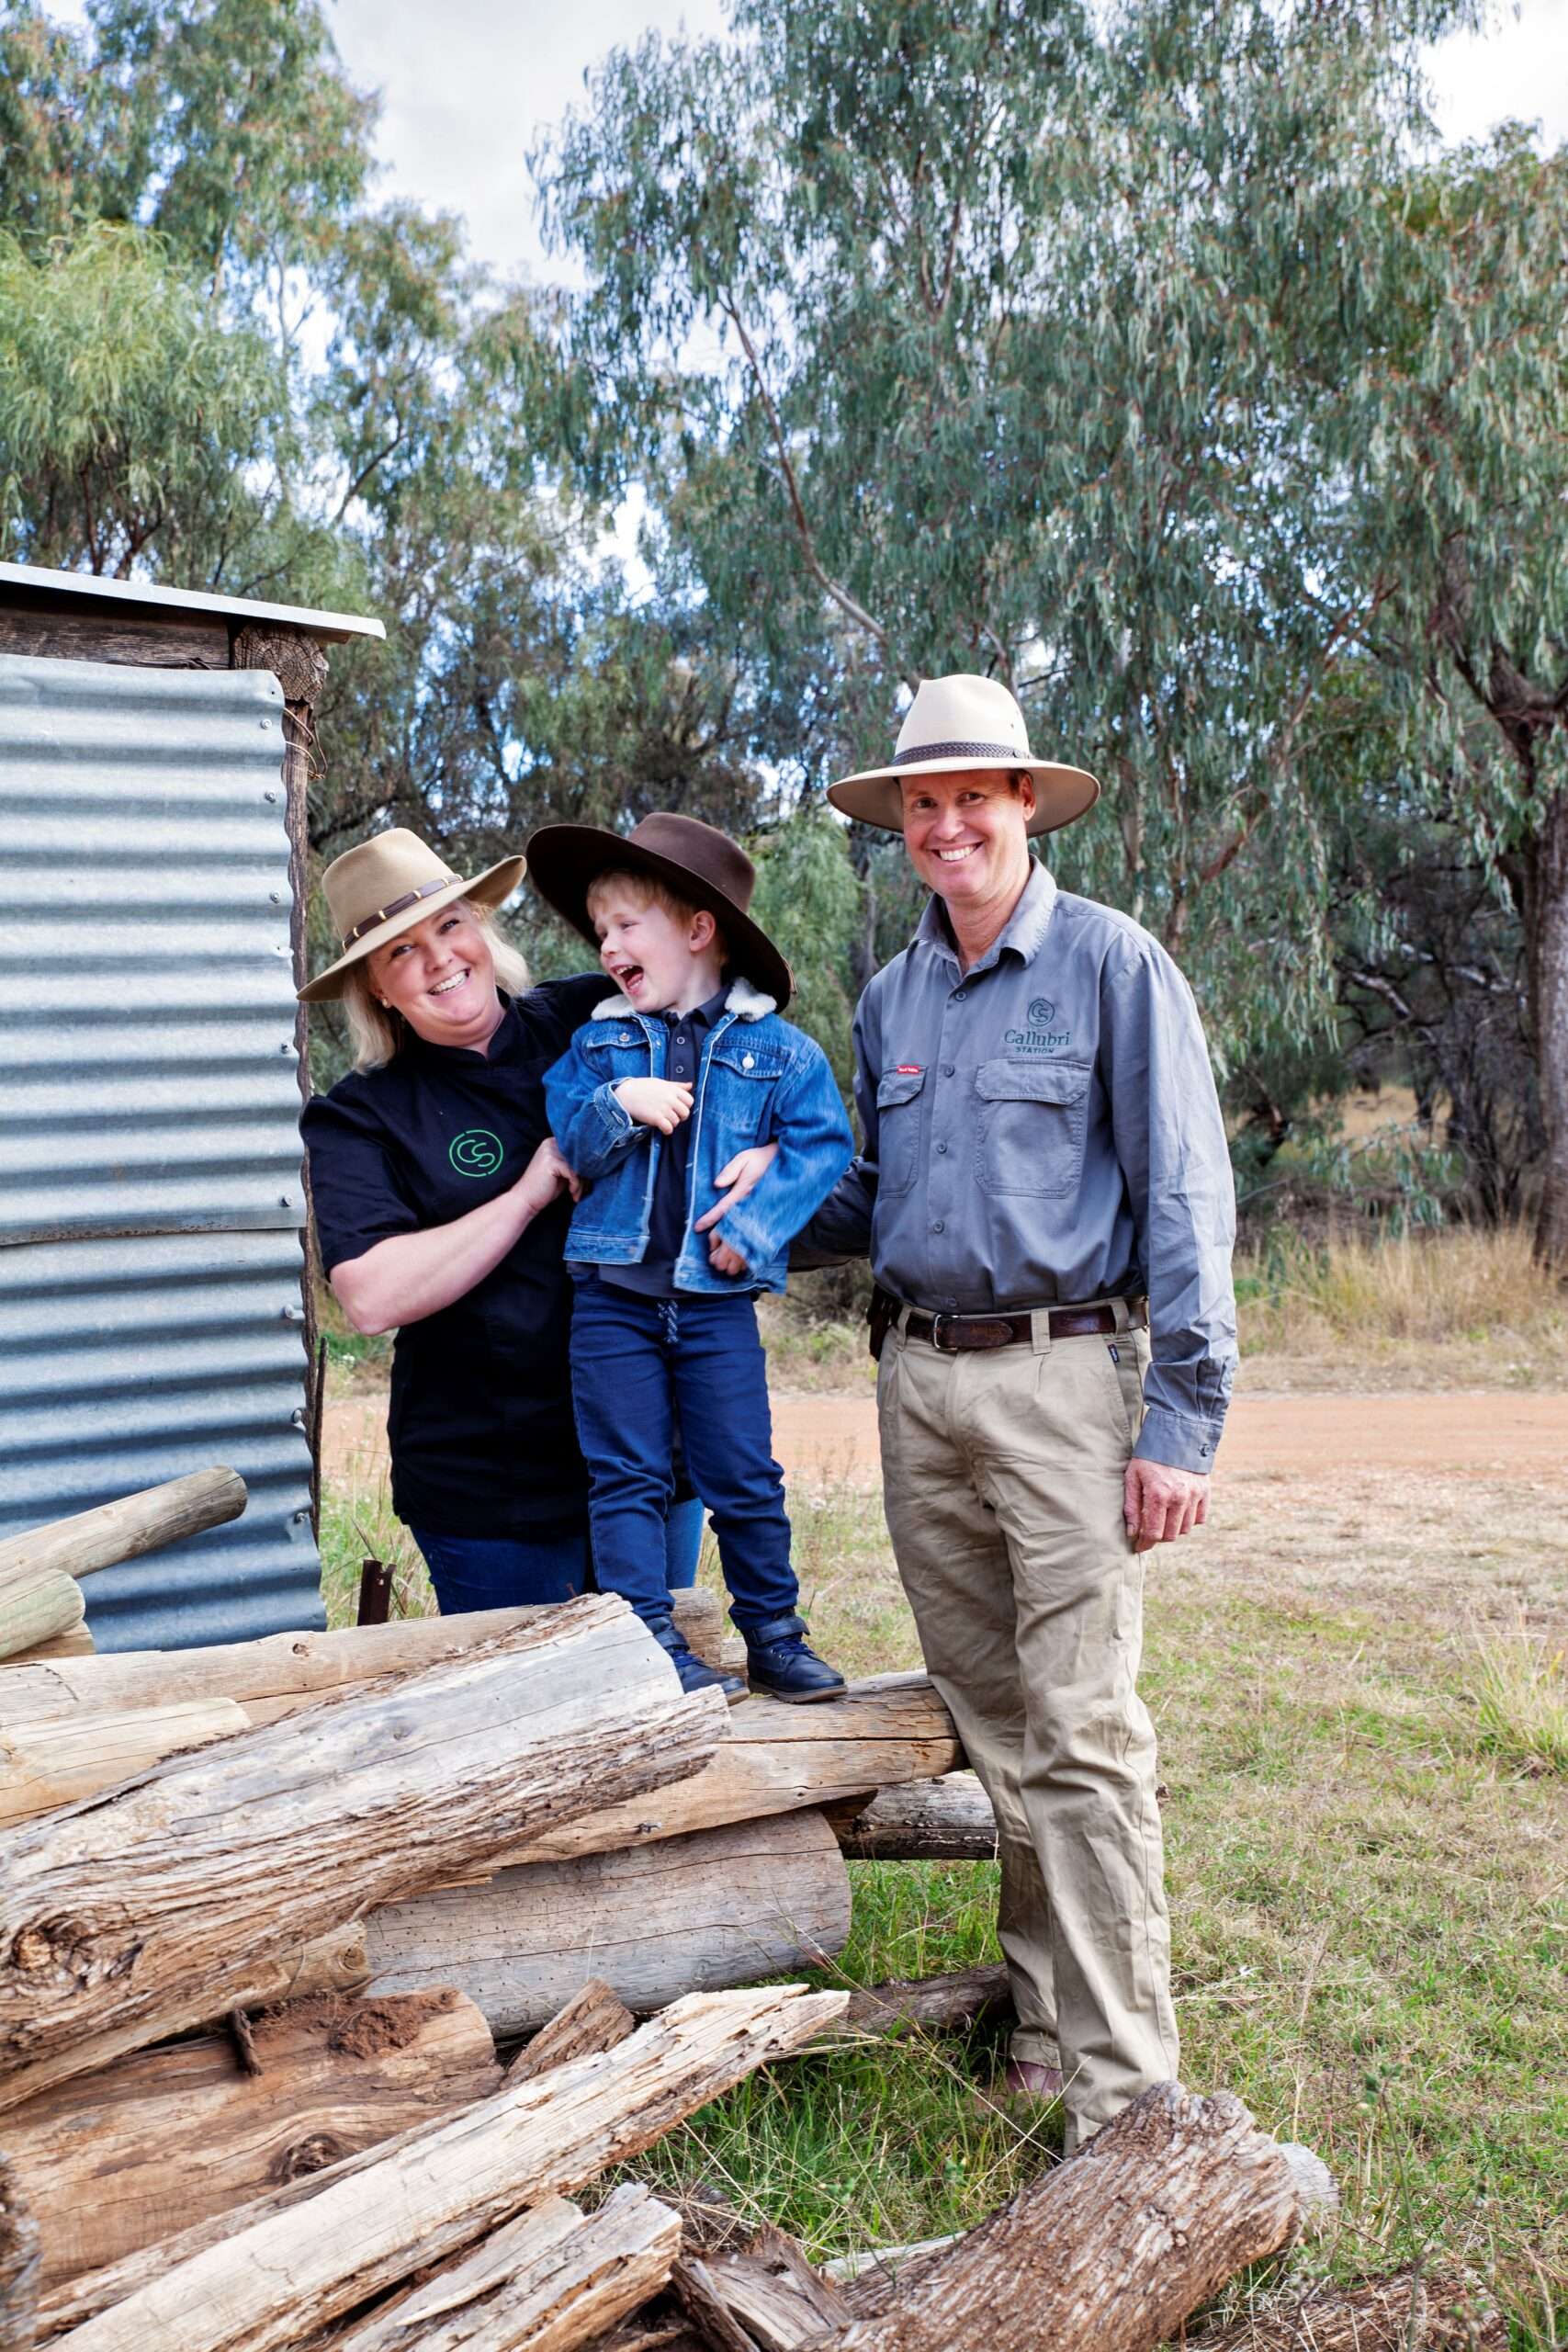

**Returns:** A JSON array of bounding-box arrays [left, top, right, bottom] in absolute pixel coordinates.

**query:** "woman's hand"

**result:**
[[513, 1136, 581, 1218], [615, 1078, 694, 1134], [694, 1141, 778, 1272]]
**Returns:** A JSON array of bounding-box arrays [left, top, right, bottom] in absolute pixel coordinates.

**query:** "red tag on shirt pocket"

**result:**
[[895, 1065, 923, 1074]]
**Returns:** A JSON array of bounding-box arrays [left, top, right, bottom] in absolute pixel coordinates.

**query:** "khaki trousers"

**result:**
[[876, 1312, 1178, 2147]]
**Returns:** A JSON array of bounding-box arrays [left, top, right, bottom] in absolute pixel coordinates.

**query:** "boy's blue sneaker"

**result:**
[[743, 1611, 847, 1704], [646, 1613, 748, 1705]]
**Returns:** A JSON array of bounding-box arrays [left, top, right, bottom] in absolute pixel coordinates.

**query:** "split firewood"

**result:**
[[696, 2223, 856, 2351], [39, 1982, 847, 2352], [318, 2184, 682, 2352], [671, 2256, 761, 2352], [366, 1810, 852, 2035], [0, 1575, 85, 1667], [0, 1595, 725, 2109], [835, 1774, 997, 1862], [1190, 2266, 1506, 2351], [0, 1588, 723, 1730], [0, 1470, 248, 1599], [504, 1979, 637, 2085], [816, 2083, 1337, 2352], [0, 1623, 94, 1663], [0, 2159, 39, 2352], [0, 1701, 248, 1826], [4, 1987, 499, 2293]]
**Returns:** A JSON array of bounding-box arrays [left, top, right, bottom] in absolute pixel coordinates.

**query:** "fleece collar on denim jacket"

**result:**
[[589, 975, 777, 1023]]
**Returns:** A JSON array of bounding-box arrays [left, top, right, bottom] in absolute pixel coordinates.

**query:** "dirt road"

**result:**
[[324, 1386, 1568, 1493]]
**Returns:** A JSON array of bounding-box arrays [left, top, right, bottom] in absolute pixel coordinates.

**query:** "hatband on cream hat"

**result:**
[[827, 673, 1099, 838]]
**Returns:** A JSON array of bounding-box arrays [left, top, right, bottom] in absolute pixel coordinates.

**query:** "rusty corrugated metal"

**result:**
[[0, 653, 325, 1648]]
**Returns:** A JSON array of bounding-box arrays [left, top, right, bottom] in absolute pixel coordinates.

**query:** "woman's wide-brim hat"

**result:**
[[828, 673, 1100, 838], [298, 828, 526, 1002], [525, 810, 793, 1012]]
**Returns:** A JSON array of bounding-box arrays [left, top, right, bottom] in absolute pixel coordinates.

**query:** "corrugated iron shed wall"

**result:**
[[0, 652, 322, 1648]]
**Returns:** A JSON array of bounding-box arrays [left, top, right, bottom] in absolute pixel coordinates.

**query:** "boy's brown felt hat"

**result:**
[[525, 811, 794, 1011]]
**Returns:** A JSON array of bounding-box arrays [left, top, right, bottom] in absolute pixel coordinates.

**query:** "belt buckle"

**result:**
[[930, 1312, 960, 1352]]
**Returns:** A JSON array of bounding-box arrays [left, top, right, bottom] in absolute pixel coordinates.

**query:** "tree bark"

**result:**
[[319, 2184, 682, 2352], [0, 1701, 247, 1826], [1190, 2267, 1505, 2351], [0, 1596, 723, 2109], [0, 1590, 724, 1730], [0, 1470, 248, 1597], [4, 1989, 500, 2292], [504, 1980, 637, 2085], [366, 1812, 852, 2035], [1527, 786, 1568, 1268], [824, 1966, 1011, 2045], [836, 1774, 996, 1862], [39, 1983, 847, 2352], [817, 2083, 1337, 2352]]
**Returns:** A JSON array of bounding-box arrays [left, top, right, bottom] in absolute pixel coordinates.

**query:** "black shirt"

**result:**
[[601, 984, 730, 1297], [301, 978, 606, 1538]]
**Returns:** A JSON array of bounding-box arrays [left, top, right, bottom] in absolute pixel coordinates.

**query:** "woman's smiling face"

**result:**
[[367, 901, 505, 1050]]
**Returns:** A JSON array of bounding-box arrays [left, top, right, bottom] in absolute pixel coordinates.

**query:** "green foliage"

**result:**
[[750, 805, 861, 1086]]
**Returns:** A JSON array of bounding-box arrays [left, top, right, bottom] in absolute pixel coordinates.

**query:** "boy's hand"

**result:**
[[708, 1237, 750, 1280], [615, 1078, 694, 1135]]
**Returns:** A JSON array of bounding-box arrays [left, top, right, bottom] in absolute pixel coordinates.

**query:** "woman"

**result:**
[[298, 828, 764, 1611]]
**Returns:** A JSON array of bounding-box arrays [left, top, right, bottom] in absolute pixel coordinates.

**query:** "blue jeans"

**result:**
[[411, 1497, 704, 1615], [570, 1282, 797, 1634]]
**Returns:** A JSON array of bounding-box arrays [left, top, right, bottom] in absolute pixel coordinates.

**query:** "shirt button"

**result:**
[[931, 1219, 944, 1233], [942, 1063, 955, 1077], [953, 990, 968, 1003], [936, 1141, 948, 1154]]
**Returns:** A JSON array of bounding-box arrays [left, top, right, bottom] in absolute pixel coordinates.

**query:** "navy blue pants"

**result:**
[[411, 1498, 704, 1614], [570, 1282, 797, 1634]]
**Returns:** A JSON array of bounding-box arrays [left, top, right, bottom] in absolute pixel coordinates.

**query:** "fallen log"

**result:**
[[0, 1595, 724, 2109], [826, 1966, 1011, 2045], [0, 1701, 247, 1827], [323, 2184, 682, 2352], [39, 1982, 847, 2352], [0, 1624, 94, 1664], [504, 1979, 637, 2085], [366, 1811, 852, 2035], [836, 1774, 996, 1862], [0, 1587, 723, 1728], [0, 1470, 248, 1598], [695, 2222, 856, 2352], [1190, 2267, 1505, 2352], [4, 1987, 501, 2292], [817, 2083, 1337, 2352]]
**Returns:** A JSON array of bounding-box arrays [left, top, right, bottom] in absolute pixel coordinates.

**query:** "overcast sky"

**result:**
[[41, 0, 1568, 279]]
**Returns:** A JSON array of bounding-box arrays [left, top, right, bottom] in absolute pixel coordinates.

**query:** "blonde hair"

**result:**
[[343, 900, 531, 1071], [585, 867, 728, 956]]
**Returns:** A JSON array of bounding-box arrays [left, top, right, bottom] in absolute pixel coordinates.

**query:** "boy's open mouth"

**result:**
[[615, 964, 647, 992]]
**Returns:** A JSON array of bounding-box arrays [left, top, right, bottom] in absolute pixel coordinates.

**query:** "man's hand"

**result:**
[[694, 1141, 778, 1272], [513, 1136, 581, 1219], [615, 1078, 694, 1134], [1123, 1458, 1209, 1552]]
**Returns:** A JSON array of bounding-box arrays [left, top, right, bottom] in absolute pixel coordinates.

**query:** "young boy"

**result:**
[[532, 811, 854, 1702]]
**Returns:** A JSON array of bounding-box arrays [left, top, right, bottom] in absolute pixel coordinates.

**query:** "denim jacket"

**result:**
[[543, 977, 854, 1295]]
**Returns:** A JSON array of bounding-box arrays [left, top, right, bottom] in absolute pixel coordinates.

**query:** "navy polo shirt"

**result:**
[[601, 983, 731, 1298], [301, 978, 605, 1538]]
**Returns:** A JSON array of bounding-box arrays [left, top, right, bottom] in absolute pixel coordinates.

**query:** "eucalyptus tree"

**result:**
[[534, 0, 1483, 1080]]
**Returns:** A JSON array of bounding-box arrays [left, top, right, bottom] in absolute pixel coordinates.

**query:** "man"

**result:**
[[800, 673, 1236, 2154]]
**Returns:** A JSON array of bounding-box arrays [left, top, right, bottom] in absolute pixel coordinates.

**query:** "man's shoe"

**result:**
[[1003, 2056, 1066, 2103], [742, 1611, 847, 1703], [646, 1614, 748, 1703]]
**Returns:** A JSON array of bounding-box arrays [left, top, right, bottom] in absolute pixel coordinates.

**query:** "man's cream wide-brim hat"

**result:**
[[298, 828, 526, 1002], [827, 674, 1100, 839]]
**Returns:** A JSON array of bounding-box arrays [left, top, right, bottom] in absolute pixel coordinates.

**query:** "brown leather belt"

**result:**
[[901, 1299, 1146, 1352]]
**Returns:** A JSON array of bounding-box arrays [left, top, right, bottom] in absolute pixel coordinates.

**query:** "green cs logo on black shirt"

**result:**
[[449, 1128, 503, 1178]]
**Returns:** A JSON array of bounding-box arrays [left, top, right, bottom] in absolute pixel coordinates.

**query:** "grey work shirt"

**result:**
[[799, 862, 1237, 1474]]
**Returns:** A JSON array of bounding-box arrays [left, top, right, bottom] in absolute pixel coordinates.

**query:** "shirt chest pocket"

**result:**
[[974, 1058, 1091, 1198], [706, 1040, 786, 1135], [875, 1066, 926, 1197]]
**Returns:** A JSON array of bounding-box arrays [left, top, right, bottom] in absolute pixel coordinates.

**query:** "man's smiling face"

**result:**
[[898, 767, 1035, 911]]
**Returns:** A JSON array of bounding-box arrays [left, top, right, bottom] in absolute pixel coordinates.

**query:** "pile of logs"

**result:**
[[0, 1476, 1500, 2352]]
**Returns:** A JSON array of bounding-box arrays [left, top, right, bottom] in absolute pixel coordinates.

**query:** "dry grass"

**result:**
[[1457, 1607, 1568, 1781]]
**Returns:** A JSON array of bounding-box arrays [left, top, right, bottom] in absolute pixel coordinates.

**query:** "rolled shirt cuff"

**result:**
[[1133, 1403, 1224, 1476]]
